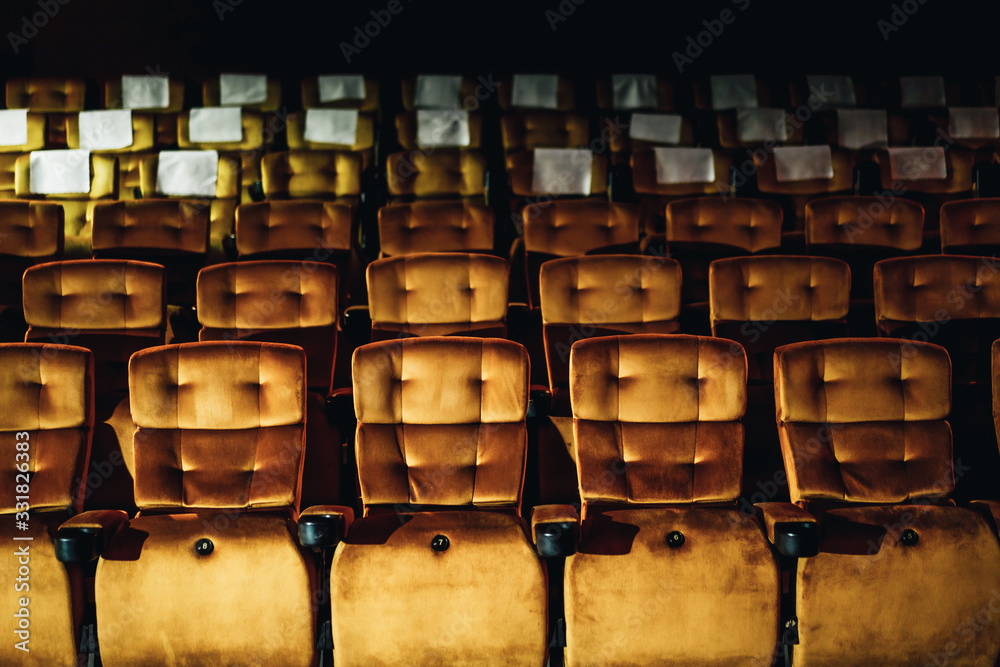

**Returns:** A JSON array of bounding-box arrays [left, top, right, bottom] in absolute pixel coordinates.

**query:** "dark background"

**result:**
[[0, 0, 997, 83]]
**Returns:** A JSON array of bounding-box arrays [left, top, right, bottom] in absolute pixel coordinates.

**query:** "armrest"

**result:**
[[970, 500, 1000, 535], [528, 384, 552, 419], [531, 504, 579, 558], [755, 502, 819, 558], [298, 505, 355, 549], [342, 305, 371, 346], [55, 510, 129, 563]]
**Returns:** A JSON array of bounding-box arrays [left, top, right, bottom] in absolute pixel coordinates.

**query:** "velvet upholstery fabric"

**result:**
[[793, 504, 1000, 666], [875, 255, 1000, 327], [7, 77, 86, 112], [196, 260, 338, 392], [775, 339, 954, 502], [564, 507, 780, 666], [378, 201, 494, 257], [261, 150, 363, 199], [128, 342, 306, 510], [22, 260, 166, 393], [337, 337, 547, 663], [366, 253, 509, 337], [500, 111, 589, 153], [65, 112, 156, 154], [235, 200, 353, 256], [286, 111, 376, 159], [666, 197, 783, 252], [873, 147, 976, 194], [805, 196, 925, 249], [524, 200, 639, 257], [0, 343, 93, 667], [564, 334, 779, 664], [0, 201, 64, 306], [386, 149, 488, 199], [87, 341, 316, 665], [940, 198, 1000, 254], [540, 255, 682, 393]]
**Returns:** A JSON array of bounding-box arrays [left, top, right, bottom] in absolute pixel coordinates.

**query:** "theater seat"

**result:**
[[646, 197, 783, 332], [22, 259, 166, 513], [629, 148, 734, 234], [710, 255, 851, 382], [806, 195, 924, 334], [14, 152, 119, 257], [64, 111, 157, 201], [57, 341, 337, 667], [0, 201, 63, 339], [539, 254, 681, 400], [874, 254, 1000, 386], [385, 149, 488, 202], [177, 107, 270, 203], [197, 260, 343, 506], [6, 77, 86, 146], [940, 198, 1000, 256], [377, 200, 494, 257], [261, 150, 363, 201], [23, 260, 166, 394], [517, 200, 640, 308], [767, 338, 1000, 665], [91, 200, 210, 307], [301, 75, 379, 112], [334, 336, 549, 664], [0, 343, 93, 667], [0, 111, 47, 198], [136, 151, 240, 263], [103, 74, 185, 148], [365, 252, 509, 341], [557, 334, 781, 664]]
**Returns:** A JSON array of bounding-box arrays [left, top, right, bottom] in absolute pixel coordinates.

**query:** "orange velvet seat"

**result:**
[[940, 198, 1000, 256], [709, 255, 851, 382], [629, 149, 735, 235], [385, 148, 488, 202], [539, 254, 681, 397], [91, 199, 211, 307], [196, 260, 343, 506], [649, 197, 784, 324], [768, 338, 1000, 666], [260, 150, 363, 201], [177, 107, 270, 202], [561, 334, 780, 664], [135, 151, 240, 263], [365, 252, 509, 341], [377, 200, 494, 257], [0, 201, 63, 311], [103, 74, 186, 148], [754, 146, 856, 230], [874, 254, 1000, 386], [14, 152, 119, 258], [6, 77, 86, 147], [333, 336, 549, 664], [67, 341, 324, 666], [805, 196, 924, 328], [501, 111, 589, 155], [63, 111, 158, 202], [0, 342, 94, 667], [518, 200, 640, 308], [23, 260, 166, 394], [22, 259, 167, 513], [285, 110, 376, 168]]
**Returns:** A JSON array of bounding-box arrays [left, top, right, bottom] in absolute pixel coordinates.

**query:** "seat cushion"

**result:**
[[564, 506, 779, 665], [794, 504, 1000, 666], [95, 512, 315, 667], [331, 510, 548, 665]]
